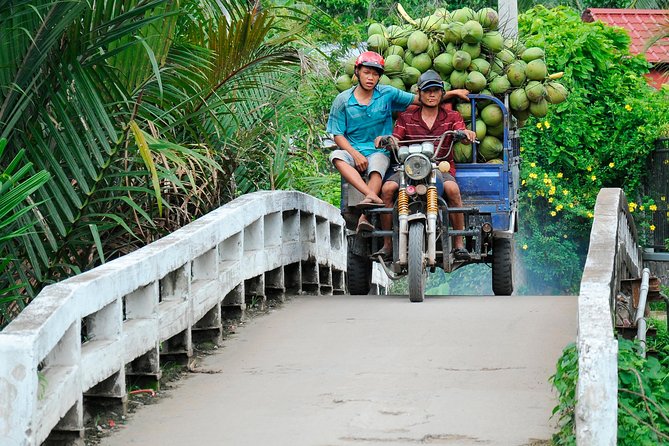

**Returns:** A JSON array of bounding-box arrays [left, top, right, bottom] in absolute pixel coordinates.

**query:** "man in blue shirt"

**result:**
[[327, 51, 468, 232]]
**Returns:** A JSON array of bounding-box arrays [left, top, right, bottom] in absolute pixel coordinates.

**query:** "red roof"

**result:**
[[582, 8, 669, 63]]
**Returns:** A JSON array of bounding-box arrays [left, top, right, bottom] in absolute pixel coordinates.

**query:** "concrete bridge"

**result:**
[[0, 189, 644, 445]]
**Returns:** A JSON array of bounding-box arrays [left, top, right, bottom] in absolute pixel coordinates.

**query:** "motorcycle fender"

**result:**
[[407, 213, 426, 223]]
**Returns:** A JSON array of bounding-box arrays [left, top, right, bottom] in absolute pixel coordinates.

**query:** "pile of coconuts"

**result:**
[[334, 4, 568, 162]]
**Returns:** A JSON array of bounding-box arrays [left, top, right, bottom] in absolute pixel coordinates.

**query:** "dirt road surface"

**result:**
[[101, 294, 577, 446]]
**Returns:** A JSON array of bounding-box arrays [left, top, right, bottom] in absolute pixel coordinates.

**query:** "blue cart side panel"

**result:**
[[455, 163, 512, 231]]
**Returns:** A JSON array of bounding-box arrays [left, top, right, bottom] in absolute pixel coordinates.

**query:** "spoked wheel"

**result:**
[[408, 221, 426, 303], [492, 237, 514, 296]]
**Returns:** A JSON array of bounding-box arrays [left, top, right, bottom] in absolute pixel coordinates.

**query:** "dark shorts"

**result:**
[[384, 170, 455, 197]]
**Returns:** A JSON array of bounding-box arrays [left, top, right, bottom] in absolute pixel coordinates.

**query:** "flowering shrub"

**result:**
[[516, 6, 669, 293]]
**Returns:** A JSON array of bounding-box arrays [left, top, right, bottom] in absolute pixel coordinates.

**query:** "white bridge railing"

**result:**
[[0, 191, 349, 446], [577, 188, 642, 444]]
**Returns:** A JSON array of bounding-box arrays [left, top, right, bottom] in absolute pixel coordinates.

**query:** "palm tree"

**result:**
[[0, 0, 305, 327]]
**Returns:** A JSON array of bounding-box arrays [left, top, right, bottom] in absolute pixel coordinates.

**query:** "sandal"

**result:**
[[356, 220, 374, 233], [453, 247, 470, 261], [356, 197, 384, 209]]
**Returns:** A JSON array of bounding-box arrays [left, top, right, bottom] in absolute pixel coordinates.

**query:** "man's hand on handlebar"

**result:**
[[444, 89, 470, 102], [375, 135, 398, 149], [457, 129, 478, 144]]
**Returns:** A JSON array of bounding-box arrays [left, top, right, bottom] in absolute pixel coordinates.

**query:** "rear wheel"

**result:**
[[347, 249, 371, 295], [492, 237, 514, 295], [408, 222, 426, 303]]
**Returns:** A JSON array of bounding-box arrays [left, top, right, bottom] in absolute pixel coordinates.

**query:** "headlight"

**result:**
[[404, 154, 431, 180]]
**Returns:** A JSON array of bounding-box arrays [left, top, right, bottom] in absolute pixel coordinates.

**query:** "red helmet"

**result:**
[[355, 51, 385, 73]]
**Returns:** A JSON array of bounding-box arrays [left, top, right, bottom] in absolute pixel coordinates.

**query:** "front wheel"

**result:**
[[408, 221, 426, 303], [492, 237, 514, 295]]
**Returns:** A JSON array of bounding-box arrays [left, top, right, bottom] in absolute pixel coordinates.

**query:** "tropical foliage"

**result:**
[[0, 0, 313, 327]]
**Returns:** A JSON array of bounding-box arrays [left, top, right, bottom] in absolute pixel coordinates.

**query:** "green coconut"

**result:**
[[368, 22, 386, 38], [411, 53, 433, 72], [335, 75, 352, 92], [456, 102, 473, 120], [467, 119, 487, 140], [481, 31, 504, 53], [386, 45, 405, 58], [344, 56, 356, 76], [461, 42, 481, 59], [367, 34, 388, 53], [389, 77, 406, 90], [545, 81, 569, 104], [443, 21, 464, 44], [466, 71, 487, 92], [385, 54, 404, 75], [454, 141, 473, 162], [525, 81, 546, 102], [469, 58, 491, 76], [477, 8, 499, 30], [417, 15, 443, 31], [512, 108, 531, 121], [479, 135, 503, 161], [486, 123, 504, 138], [433, 53, 454, 75], [404, 50, 415, 65], [462, 20, 484, 43], [497, 49, 516, 65], [407, 30, 430, 54], [506, 62, 527, 87], [389, 25, 411, 47], [509, 88, 530, 111], [529, 98, 548, 117], [427, 41, 441, 59], [452, 7, 476, 23], [525, 59, 547, 81], [452, 50, 472, 71], [450, 70, 468, 89], [521, 47, 545, 62], [379, 74, 392, 85], [487, 158, 503, 164], [489, 75, 510, 94], [445, 42, 457, 54], [490, 58, 504, 74], [478, 89, 493, 107], [481, 104, 503, 126], [403, 66, 421, 86]]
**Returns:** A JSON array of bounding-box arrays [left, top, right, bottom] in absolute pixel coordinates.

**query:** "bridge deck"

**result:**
[[101, 294, 576, 446]]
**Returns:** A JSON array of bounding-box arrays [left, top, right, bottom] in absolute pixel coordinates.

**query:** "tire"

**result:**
[[492, 237, 514, 296], [347, 249, 371, 295], [408, 222, 426, 303]]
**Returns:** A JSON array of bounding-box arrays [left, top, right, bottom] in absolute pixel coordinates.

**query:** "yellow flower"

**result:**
[[629, 202, 637, 209], [639, 205, 645, 211], [536, 122, 543, 129], [529, 173, 538, 179], [625, 104, 632, 111], [650, 225, 656, 231], [549, 189, 555, 195], [587, 212, 594, 218], [649, 204, 657, 211], [569, 203, 574, 208], [520, 146, 525, 152], [528, 193, 533, 198], [522, 244, 528, 250], [548, 197, 554, 203], [522, 179, 526, 185], [556, 204, 563, 211], [608, 162, 615, 168], [587, 166, 592, 172], [662, 196, 666, 201], [591, 175, 597, 181], [551, 211, 557, 217], [557, 172, 563, 178], [563, 234, 568, 239], [563, 189, 569, 195], [544, 121, 551, 129], [530, 162, 536, 168]]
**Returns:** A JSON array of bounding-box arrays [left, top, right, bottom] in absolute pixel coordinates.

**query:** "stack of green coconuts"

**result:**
[[334, 4, 569, 162]]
